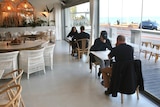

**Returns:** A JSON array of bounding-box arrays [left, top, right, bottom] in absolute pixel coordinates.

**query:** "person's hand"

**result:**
[[103, 39, 106, 43]]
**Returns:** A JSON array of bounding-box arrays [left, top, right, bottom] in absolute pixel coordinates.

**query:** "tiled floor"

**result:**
[[20, 40, 159, 107]]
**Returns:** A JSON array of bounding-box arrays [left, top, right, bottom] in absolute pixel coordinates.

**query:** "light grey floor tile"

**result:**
[[21, 40, 159, 107]]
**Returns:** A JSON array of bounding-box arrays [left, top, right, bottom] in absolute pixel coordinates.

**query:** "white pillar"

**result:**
[[54, 3, 62, 40]]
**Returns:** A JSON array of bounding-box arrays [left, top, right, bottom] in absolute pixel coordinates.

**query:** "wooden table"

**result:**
[[149, 43, 160, 63], [141, 41, 152, 59], [0, 70, 4, 79], [90, 50, 111, 78], [0, 40, 47, 52], [152, 43, 160, 49]]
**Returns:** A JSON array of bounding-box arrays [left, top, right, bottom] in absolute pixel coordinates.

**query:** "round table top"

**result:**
[[0, 40, 47, 52]]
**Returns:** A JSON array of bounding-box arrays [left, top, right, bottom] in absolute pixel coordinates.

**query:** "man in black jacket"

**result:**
[[89, 31, 112, 77], [103, 35, 144, 97]]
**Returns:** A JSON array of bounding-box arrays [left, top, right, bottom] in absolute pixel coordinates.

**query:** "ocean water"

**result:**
[[100, 16, 160, 25]]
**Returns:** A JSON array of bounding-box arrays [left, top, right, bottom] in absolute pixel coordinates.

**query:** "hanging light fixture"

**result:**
[[17, 0, 34, 14], [11, 0, 21, 4], [1, 0, 16, 12]]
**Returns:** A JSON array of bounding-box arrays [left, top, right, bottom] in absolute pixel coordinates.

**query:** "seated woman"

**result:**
[[67, 27, 78, 55], [89, 30, 112, 77]]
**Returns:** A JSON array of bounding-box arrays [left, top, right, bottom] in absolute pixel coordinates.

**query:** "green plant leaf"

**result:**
[[46, 5, 50, 12], [42, 13, 47, 17], [49, 7, 54, 13]]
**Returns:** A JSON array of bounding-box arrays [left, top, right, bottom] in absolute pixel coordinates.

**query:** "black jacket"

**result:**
[[109, 60, 144, 97]]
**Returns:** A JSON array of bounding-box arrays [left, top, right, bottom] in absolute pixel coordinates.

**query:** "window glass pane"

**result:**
[[141, 0, 160, 101], [64, 2, 90, 37], [99, 0, 160, 102]]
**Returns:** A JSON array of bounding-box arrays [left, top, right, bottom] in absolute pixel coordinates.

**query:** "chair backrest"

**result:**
[[0, 51, 19, 76], [0, 51, 19, 64], [19, 48, 44, 58], [0, 69, 23, 89], [44, 44, 55, 55], [0, 84, 22, 107], [19, 48, 45, 74], [109, 60, 144, 96], [76, 39, 89, 50]]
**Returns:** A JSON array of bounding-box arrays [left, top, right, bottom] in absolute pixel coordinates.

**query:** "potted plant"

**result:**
[[42, 5, 54, 26]]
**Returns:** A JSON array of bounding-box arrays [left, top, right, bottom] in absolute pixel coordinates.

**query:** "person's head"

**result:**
[[100, 31, 108, 43], [116, 35, 125, 46], [71, 27, 77, 32], [80, 26, 85, 32]]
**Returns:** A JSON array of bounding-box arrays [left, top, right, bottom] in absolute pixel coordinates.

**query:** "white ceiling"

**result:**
[[28, 0, 60, 11], [0, 0, 89, 11]]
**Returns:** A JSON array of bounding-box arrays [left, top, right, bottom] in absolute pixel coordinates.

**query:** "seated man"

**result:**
[[76, 26, 90, 48], [101, 35, 135, 96], [72, 26, 90, 56], [89, 30, 112, 77]]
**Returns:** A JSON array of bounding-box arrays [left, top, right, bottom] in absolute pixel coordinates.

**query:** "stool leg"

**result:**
[[121, 94, 123, 104]]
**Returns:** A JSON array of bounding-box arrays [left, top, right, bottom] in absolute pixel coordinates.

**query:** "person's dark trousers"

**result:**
[[71, 41, 77, 54], [89, 53, 96, 70]]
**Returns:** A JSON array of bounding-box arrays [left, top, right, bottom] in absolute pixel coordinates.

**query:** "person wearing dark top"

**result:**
[[67, 27, 78, 55], [108, 35, 134, 62], [77, 26, 90, 39], [67, 26, 78, 38], [89, 31, 112, 77], [72, 26, 90, 53], [103, 35, 134, 95]]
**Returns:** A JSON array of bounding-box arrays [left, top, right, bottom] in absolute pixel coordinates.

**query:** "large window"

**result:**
[[99, 0, 160, 103], [64, 2, 90, 38]]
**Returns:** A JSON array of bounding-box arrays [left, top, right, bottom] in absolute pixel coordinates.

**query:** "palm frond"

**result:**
[[49, 7, 54, 13], [42, 13, 47, 17], [46, 5, 50, 12]]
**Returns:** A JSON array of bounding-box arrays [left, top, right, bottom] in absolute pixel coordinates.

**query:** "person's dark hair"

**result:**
[[71, 26, 77, 32], [80, 26, 85, 31], [100, 31, 108, 40], [117, 35, 125, 42]]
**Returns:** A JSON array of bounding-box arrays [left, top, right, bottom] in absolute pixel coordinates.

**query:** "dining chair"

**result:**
[[0, 69, 25, 107], [101, 60, 143, 104], [101, 67, 112, 88], [19, 48, 46, 79], [0, 51, 19, 79], [90, 62, 100, 78], [75, 38, 89, 60], [41, 40, 49, 47], [0, 84, 22, 107], [44, 44, 55, 70]]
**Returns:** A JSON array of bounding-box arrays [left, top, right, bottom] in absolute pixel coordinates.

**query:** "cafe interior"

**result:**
[[0, 0, 159, 107]]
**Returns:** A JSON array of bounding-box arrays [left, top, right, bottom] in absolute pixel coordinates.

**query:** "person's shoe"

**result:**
[[98, 70, 101, 78], [112, 93, 117, 97], [98, 72, 101, 78], [101, 81, 104, 86], [104, 89, 111, 95]]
